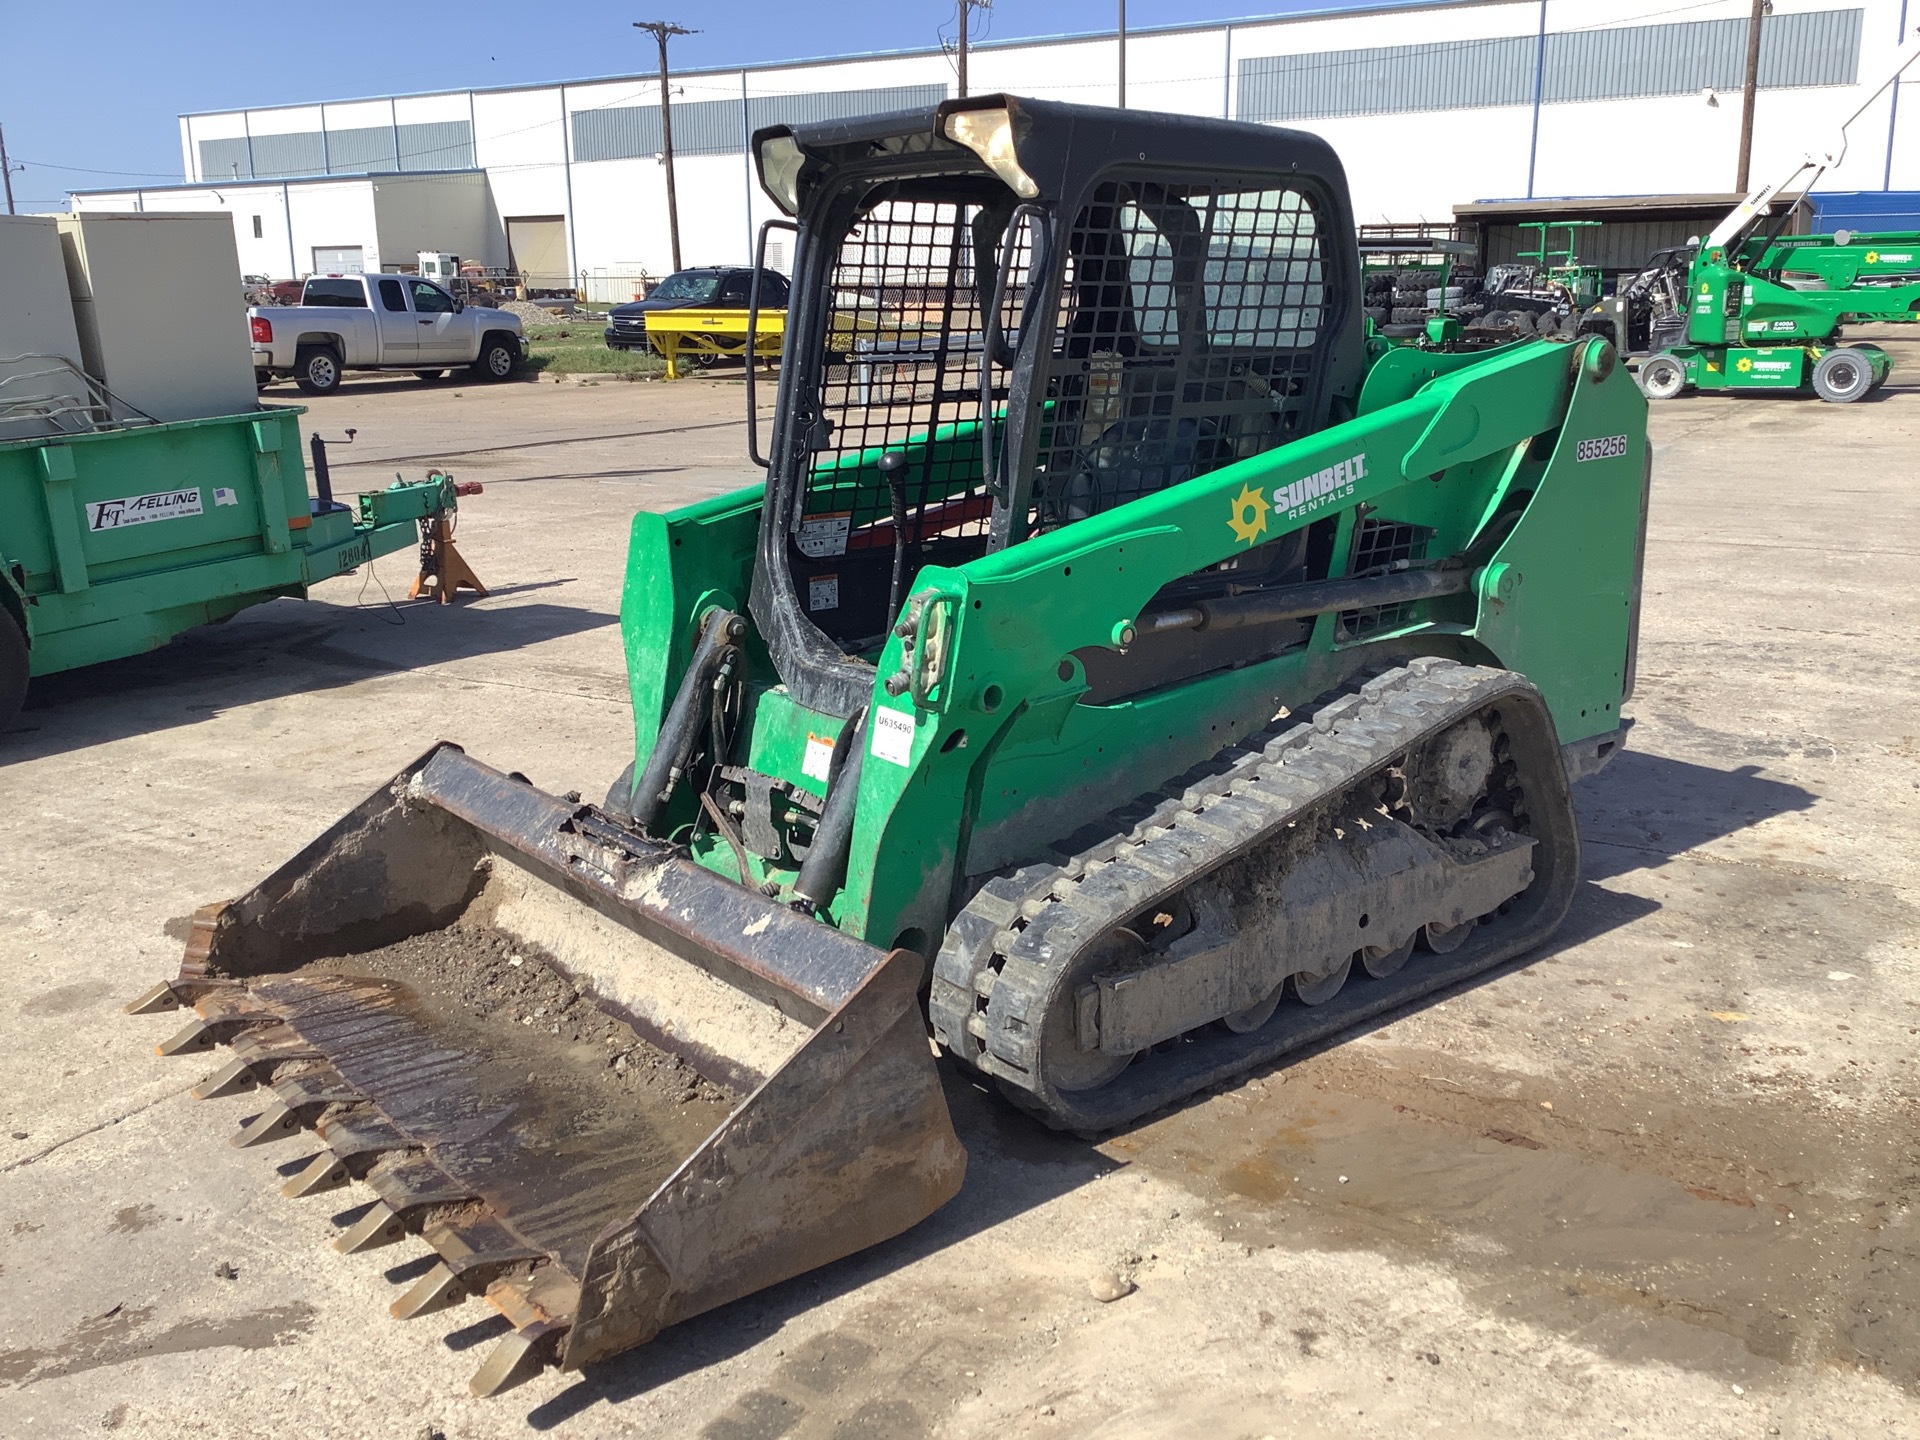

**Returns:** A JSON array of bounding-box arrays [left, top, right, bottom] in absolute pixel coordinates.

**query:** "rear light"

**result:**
[[250, 316, 273, 344]]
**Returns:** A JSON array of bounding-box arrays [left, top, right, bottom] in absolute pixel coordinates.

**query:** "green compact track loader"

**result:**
[[130, 96, 1651, 1395]]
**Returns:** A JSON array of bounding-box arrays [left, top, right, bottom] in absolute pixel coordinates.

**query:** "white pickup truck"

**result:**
[[248, 274, 529, 394]]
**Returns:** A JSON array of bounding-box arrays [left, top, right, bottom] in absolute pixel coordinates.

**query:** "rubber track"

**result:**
[[929, 658, 1582, 1133]]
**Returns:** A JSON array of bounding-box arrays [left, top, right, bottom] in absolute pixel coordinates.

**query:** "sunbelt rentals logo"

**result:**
[[1228, 453, 1369, 544]]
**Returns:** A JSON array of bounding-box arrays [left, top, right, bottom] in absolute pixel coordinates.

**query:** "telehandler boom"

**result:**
[[130, 96, 1651, 1395], [1631, 37, 1920, 401]]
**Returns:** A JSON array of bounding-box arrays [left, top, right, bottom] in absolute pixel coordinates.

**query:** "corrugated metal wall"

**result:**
[[197, 138, 253, 181], [1544, 9, 1862, 103], [326, 126, 397, 172], [571, 84, 946, 164], [1239, 7, 1862, 122], [197, 121, 475, 179], [246, 132, 327, 178], [1478, 217, 1709, 271], [398, 121, 476, 171]]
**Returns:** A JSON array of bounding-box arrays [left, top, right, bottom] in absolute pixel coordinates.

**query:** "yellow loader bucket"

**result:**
[[126, 744, 965, 1396]]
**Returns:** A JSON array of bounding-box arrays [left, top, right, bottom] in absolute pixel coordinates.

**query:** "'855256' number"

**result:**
[[1575, 434, 1628, 462]]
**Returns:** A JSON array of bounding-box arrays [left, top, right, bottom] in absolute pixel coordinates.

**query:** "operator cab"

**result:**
[[747, 95, 1366, 718]]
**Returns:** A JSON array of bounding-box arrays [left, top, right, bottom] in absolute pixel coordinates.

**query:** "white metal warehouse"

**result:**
[[70, 0, 1916, 288]]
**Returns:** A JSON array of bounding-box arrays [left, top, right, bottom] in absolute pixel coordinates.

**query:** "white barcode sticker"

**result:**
[[808, 574, 840, 611], [870, 708, 916, 767], [797, 513, 851, 558], [802, 733, 835, 784]]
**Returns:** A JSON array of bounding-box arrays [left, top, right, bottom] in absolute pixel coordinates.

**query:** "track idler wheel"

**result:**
[[1422, 919, 1474, 954], [1220, 984, 1286, 1034], [1360, 934, 1416, 979], [1289, 952, 1353, 1006], [1049, 929, 1144, 1091]]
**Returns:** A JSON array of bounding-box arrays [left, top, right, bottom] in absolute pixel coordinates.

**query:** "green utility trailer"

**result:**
[[0, 405, 460, 728]]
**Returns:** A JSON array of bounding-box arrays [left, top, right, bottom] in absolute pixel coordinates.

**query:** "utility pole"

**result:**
[[0, 124, 16, 216], [1735, 0, 1769, 192], [1118, 0, 1127, 108], [634, 20, 697, 273], [955, 0, 991, 99]]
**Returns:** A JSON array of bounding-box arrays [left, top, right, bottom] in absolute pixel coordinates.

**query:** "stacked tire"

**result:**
[[1362, 269, 1396, 329]]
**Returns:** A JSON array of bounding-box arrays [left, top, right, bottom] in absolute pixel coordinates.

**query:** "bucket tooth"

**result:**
[[231, 1071, 359, 1148], [334, 1201, 411, 1254], [399, 1214, 546, 1321], [231, 1100, 308, 1148], [468, 1322, 567, 1399], [125, 977, 236, 1016], [202, 1027, 319, 1097], [158, 1005, 272, 1056], [125, 981, 186, 1016], [281, 1152, 351, 1198], [192, 1057, 265, 1100], [390, 1261, 470, 1319], [156, 1018, 218, 1056]]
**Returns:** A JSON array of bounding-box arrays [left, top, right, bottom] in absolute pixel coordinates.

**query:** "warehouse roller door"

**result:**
[[505, 216, 569, 294], [312, 245, 364, 274]]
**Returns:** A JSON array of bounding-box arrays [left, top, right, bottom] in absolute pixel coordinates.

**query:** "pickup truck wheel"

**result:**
[[294, 346, 343, 395], [0, 612, 28, 735], [414, 370, 447, 382], [472, 338, 517, 382]]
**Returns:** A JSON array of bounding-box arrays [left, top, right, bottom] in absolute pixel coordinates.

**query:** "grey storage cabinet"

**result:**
[[57, 212, 258, 423], [0, 215, 91, 439]]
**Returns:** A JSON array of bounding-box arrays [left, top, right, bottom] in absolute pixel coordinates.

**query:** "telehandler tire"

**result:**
[[1638, 354, 1687, 400], [1811, 348, 1872, 403]]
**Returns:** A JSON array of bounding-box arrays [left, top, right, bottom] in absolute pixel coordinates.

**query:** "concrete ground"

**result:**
[[1, 341, 1916, 1440]]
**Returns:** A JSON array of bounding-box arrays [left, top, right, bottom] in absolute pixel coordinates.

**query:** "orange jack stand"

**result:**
[[410, 515, 487, 604]]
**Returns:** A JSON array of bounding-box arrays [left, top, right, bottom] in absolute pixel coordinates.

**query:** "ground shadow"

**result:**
[[523, 1072, 1109, 1430], [1571, 748, 1816, 882], [1, 594, 615, 762], [520, 746, 1813, 1424]]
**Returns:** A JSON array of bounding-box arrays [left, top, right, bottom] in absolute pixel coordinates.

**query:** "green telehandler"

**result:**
[[1625, 40, 1920, 402], [129, 96, 1651, 1395]]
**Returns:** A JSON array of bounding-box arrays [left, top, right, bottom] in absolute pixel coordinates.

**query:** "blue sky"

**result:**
[[1, 1, 1377, 208]]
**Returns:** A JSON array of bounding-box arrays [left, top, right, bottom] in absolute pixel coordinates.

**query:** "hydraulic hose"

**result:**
[[629, 608, 746, 836], [790, 707, 868, 913]]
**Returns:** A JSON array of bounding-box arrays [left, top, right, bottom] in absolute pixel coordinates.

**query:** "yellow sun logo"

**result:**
[[1866, 250, 1880, 264], [1736, 356, 1754, 372], [1228, 483, 1269, 545]]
